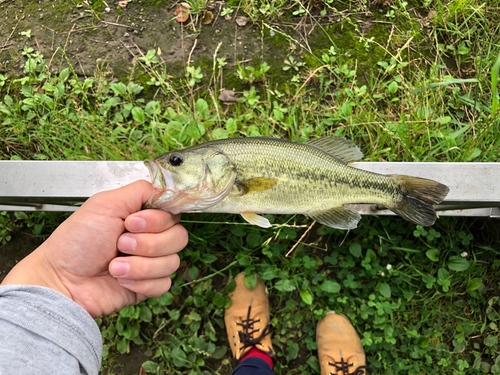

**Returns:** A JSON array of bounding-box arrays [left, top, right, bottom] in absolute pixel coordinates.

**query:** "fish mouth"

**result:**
[[143, 160, 176, 209]]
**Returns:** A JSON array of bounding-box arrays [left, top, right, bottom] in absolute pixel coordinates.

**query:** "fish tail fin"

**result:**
[[389, 175, 450, 226]]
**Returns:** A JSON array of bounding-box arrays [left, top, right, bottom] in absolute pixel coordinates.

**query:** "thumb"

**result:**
[[85, 180, 154, 219]]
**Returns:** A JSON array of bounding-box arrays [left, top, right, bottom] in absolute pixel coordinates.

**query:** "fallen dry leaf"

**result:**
[[235, 16, 248, 27], [201, 10, 214, 25], [174, 7, 190, 22], [219, 89, 239, 103], [179, 2, 192, 9]]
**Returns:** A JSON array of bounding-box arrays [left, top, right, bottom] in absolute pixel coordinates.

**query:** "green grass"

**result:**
[[1, 0, 500, 374]]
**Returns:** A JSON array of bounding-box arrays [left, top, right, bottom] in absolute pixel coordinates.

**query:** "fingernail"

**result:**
[[129, 217, 146, 232], [111, 261, 130, 277], [118, 279, 134, 285], [117, 235, 137, 252]]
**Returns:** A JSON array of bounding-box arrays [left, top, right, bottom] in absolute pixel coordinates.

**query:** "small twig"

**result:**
[[101, 20, 135, 29], [3, 18, 20, 47], [76, 55, 86, 78], [63, 24, 77, 51], [42, 25, 55, 51], [286, 220, 316, 257], [186, 38, 198, 66], [47, 46, 60, 70], [0, 42, 13, 52]]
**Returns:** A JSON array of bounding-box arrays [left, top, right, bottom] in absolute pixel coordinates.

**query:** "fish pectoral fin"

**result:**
[[307, 206, 361, 230], [305, 136, 363, 164], [236, 177, 278, 196], [240, 212, 272, 228]]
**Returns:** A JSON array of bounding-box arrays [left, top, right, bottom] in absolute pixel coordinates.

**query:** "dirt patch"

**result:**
[[0, 0, 269, 83]]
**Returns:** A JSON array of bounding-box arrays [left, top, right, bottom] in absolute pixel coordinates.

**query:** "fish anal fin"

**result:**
[[307, 206, 361, 230], [305, 136, 363, 164], [240, 212, 272, 228], [236, 177, 278, 196]]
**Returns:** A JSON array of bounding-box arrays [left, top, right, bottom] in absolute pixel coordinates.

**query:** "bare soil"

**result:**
[[0, 0, 268, 82]]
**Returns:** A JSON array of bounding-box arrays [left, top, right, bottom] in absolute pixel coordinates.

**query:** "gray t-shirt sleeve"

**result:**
[[0, 285, 102, 375]]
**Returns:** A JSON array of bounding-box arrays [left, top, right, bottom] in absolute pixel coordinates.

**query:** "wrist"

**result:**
[[1, 246, 72, 300]]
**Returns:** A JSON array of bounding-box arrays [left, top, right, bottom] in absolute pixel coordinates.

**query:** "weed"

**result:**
[[1, 0, 499, 373]]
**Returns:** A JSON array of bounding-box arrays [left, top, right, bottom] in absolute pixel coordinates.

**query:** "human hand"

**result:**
[[1, 180, 188, 318]]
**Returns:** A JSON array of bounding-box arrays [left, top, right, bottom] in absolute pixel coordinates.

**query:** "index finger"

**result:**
[[125, 209, 181, 233]]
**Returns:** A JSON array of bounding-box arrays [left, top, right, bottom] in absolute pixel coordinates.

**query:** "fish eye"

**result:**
[[169, 154, 183, 167]]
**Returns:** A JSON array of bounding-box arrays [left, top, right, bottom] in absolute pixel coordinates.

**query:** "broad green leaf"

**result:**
[[59, 67, 69, 82], [465, 148, 481, 161], [237, 254, 251, 266], [171, 347, 190, 367], [169, 309, 180, 320], [201, 254, 217, 263], [448, 257, 470, 271], [246, 231, 261, 248], [321, 280, 341, 294], [188, 310, 201, 321], [212, 292, 225, 307], [426, 249, 439, 262], [275, 279, 296, 292], [378, 282, 391, 298], [110, 82, 127, 95], [244, 272, 257, 290], [226, 118, 238, 133], [119, 305, 135, 317], [349, 242, 362, 257], [484, 335, 498, 347], [141, 361, 158, 372], [438, 116, 451, 124], [139, 305, 152, 322], [195, 98, 210, 120], [131, 107, 145, 123], [159, 292, 174, 306], [300, 289, 314, 305], [116, 337, 128, 354], [211, 346, 227, 359], [188, 266, 199, 280], [388, 81, 398, 94], [467, 278, 482, 291], [211, 128, 229, 139]]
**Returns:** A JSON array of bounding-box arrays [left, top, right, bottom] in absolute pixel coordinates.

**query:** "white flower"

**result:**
[[461, 252, 468, 258], [379, 271, 385, 277], [386, 264, 392, 270]]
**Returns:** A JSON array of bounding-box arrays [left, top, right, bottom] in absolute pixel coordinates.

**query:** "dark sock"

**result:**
[[240, 347, 274, 370]]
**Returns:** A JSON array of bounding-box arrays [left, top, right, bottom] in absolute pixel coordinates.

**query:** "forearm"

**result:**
[[0, 285, 102, 375]]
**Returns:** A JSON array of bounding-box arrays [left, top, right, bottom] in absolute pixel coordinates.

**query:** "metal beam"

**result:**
[[0, 161, 499, 217]]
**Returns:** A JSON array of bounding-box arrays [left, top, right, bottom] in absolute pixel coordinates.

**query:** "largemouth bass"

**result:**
[[144, 137, 449, 229]]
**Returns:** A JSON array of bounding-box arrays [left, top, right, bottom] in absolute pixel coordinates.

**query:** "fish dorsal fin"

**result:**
[[236, 177, 278, 196], [240, 212, 272, 228], [305, 136, 363, 164], [307, 206, 361, 230]]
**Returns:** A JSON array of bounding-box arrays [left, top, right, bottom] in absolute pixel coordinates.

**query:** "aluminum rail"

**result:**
[[0, 161, 499, 218]]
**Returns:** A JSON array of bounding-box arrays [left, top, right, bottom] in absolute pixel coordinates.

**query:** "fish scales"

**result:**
[[196, 138, 399, 215], [144, 136, 450, 229]]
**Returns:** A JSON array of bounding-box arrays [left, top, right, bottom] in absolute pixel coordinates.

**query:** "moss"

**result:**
[[304, 21, 389, 83]]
